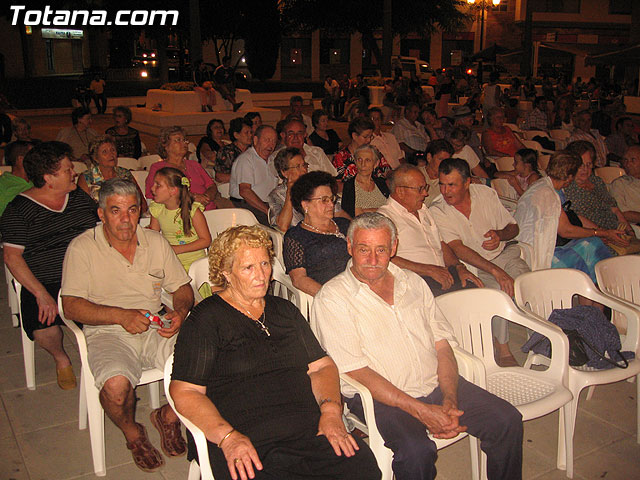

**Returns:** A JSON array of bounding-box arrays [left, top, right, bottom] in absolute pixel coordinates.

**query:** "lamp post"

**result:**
[[468, 0, 500, 82]]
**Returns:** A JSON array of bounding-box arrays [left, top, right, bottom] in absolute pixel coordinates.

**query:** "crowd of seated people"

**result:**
[[3, 76, 640, 480]]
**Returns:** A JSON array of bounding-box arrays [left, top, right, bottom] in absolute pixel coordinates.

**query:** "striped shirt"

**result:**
[[0, 188, 98, 284]]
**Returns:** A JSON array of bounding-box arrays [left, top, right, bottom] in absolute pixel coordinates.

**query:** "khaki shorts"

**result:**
[[84, 324, 176, 390]]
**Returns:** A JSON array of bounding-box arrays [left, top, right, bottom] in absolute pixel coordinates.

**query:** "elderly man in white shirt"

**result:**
[[611, 145, 640, 230], [378, 164, 482, 296], [311, 212, 523, 480], [392, 102, 430, 161], [430, 158, 529, 366], [369, 107, 405, 168], [229, 125, 279, 225], [269, 118, 337, 176]]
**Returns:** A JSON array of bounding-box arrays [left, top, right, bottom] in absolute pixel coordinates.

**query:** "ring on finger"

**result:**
[[234, 458, 241, 464]]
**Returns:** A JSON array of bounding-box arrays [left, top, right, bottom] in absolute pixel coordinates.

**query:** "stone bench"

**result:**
[[252, 92, 312, 107]]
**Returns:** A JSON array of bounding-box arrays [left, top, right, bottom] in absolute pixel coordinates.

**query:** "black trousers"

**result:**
[[421, 265, 478, 297]]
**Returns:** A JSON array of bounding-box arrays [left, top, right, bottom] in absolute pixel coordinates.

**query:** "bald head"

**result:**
[[389, 164, 428, 213]]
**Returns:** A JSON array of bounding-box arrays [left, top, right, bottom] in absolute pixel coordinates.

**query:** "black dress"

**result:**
[[309, 129, 342, 155], [283, 217, 350, 285], [172, 294, 380, 480]]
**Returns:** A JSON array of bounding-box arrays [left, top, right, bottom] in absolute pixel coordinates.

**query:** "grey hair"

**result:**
[[347, 212, 397, 246], [354, 144, 381, 164], [388, 163, 423, 192], [98, 177, 140, 209], [157, 126, 187, 158]]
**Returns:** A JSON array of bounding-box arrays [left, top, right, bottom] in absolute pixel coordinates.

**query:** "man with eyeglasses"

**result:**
[[378, 164, 482, 297], [229, 125, 279, 225], [269, 118, 337, 177]]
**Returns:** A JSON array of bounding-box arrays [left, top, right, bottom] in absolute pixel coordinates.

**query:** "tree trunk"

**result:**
[[190, 0, 203, 62], [381, 0, 392, 77]]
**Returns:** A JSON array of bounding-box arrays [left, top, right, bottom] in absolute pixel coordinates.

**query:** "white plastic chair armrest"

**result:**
[[452, 346, 487, 389], [339, 373, 385, 447]]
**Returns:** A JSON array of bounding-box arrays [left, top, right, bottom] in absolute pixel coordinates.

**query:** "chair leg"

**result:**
[[187, 460, 201, 480], [636, 373, 640, 445], [468, 436, 483, 480], [149, 381, 160, 410], [11, 313, 19, 328], [585, 385, 596, 401], [86, 385, 107, 476], [79, 371, 88, 430], [561, 399, 577, 479], [20, 325, 36, 390]]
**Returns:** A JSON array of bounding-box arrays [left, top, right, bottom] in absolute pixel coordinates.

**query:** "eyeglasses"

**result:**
[[309, 194, 338, 204], [397, 185, 429, 193], [170, 137, 189, 144], [284, 162, 309, 171]]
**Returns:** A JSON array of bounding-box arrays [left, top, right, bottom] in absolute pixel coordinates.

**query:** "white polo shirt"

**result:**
[[392, 118, 430, 152], [429, 184, 516, 261], [371, 131, 405, 169], [378, 196, 445, 267], [311, 261, 457, 399], [230, 146, 279, 201]]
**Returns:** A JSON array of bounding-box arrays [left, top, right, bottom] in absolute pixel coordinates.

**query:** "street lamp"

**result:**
[[467, 0, 500, 81]]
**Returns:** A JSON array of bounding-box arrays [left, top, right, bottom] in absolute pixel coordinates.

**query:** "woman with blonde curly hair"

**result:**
[[170, 225, 380, 480], [145, 126, 219, 210]]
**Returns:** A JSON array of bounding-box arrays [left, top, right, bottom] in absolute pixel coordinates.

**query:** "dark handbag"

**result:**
[[556, 200, 582, 247], [565, 328, 629, 369]]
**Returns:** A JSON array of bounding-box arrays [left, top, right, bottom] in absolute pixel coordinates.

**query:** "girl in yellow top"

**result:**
[[149, 167, 212, 271]]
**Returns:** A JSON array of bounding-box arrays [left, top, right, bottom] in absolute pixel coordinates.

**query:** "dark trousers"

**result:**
[[346, 377, 523, 480], [92, 92, 107, 114], [421, 265, 477, 297], [231, 197, 270, 226], [206, 434, 381, 480]]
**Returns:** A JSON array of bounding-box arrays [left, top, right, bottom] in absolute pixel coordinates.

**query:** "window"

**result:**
[[609, 0, 631, 14], [530, 0, 580, 13]]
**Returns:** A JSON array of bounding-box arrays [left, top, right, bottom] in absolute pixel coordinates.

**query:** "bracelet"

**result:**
[[217, 428, 235, 448], [594, 229, 598, 237], [318, 398, 341, 409]]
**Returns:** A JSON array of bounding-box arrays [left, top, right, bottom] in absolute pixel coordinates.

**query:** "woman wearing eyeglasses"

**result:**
[[268, 147, 309, 232], [340, 144, 389, 218], [283, 171, 351, 296], [145, 126, 219, 210]]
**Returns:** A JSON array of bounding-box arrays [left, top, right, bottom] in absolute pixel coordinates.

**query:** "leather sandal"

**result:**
[[150, 407, 186, 457], [126, 423, 165, 472], [56, 365, 77, 390]]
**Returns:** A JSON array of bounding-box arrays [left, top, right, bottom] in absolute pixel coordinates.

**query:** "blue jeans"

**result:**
[[346, 377, 523, 480]]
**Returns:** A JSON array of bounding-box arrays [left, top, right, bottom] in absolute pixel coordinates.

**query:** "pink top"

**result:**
[[483, 127, 519, 157], [145, 159, 216, 210]]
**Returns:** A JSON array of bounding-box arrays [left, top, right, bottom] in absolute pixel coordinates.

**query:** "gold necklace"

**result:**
[[301, 219, 346, 240], [228, 292, 270, 336]]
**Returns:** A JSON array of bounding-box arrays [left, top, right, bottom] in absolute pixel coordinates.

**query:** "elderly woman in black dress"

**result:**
[[170, 225, 380, 480], [1, 141, 98, 389], [283, 171, 351, 296]]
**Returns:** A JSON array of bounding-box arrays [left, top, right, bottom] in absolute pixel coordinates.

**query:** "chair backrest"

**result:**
[[514, 268, 595, 319], [117, 157, 141, 170], [491, 178, 518, 201], [216, 182, 230, 199], [271, 261, 313, 320], [505, 123, 522, 134], [549, 129, 570, 141], [139, 154, 161, 170], [523, 130, 549, 141], [163, 353, 215, 480], [57, 294, 97, 387], [72, 161, 87, 175], [493, 156, 515, 172], [131, 170, 148, 192], [594, 166, 625, 184], [521, 139, 544, 152], [595, 256, 640, 306], [0, 165, 11, 174], [537, 154, 550, 172], [202, 208, 258, 240], [188, 257, 212, 304]]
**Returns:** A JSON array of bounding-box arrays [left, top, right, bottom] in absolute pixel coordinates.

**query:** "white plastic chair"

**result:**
[[202, 208, 259, 240], [72, 161, 87, 175], [522, 139, 554, 154], [117, 157, 141, 170], [139, 154, 161, 170], [4, 264, 19, 327], [594, 166, 625, 184], [341, 346, 484, 480], [188, 257, 213, 305], [550, 129, 571, 141], [595, 255, 640, 332], [514, 269, 640, 477], [216, 182, 230, 199], [58, 295, 163, 476], [538, 154, 551, 172], [493, 156, 515, 172], [522, 130, 549, 141], [11, 279, 36, 390], [164, 353, 215, 480], [0, 165, 11, 174], [271, 260, 314, 320], [131, 170, 149, 193], [437, 289, 573, 476]]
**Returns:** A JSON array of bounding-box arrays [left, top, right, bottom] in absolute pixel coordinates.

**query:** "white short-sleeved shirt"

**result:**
[[371, 131, 405, 169], [61, 225, 191, 314], [311, 261, 457, 398], [392, 118, 430, 152], [429, 184, 516, 261], [230, 146, 279, 201], [610, 175, 640, 214], [455, 145, 480, 170], [378, 196, 445, 267]]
